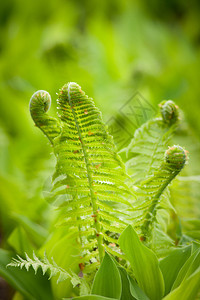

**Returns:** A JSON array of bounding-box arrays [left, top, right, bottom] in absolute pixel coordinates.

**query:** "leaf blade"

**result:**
[[91, 252, 122, 299], [119, 225, 164, 300]]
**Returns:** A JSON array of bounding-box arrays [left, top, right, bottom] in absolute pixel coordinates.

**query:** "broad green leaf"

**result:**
[[41, 228, 81, 299], [172, 248, 200, 289], [119, 225, 164, 300], [192, 241, 200, 253], [0, 249, 53, 300], [11, 213, 48, 247], [117, 267, 134, 300], [128, 276, 150, 300], [91, 252, 122, 299], [163, 267, 200, 300], [8, 227, 34, 255], [64, 295, 118, 300], [159, 245, 192, 295]]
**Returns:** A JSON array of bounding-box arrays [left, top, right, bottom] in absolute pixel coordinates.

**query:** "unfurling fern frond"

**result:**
[[30, 90, 61, 144], [122, 100, 180, 184], [132, 145, 188, 244], [7, 251, 80, 287], [29, 82, 134, 267]]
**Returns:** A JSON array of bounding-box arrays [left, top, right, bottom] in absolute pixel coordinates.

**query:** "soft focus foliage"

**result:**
[[0, 0, 200, 299]]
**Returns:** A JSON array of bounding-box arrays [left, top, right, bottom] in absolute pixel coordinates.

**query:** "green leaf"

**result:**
[[163, 267, 200, 300], [64, 296, 118, 300], [172, 248, 200, 289], [0, 249, 53, 300], [41, 228, 82, 299], [119, 225, 164, 300], [117, 267, 134, 300], [128, 276, 150, 300], [159, 245, 192, 295], [7, 227, 35, 255], [11, 213, 48, 247], [91, 252, 122, 299]]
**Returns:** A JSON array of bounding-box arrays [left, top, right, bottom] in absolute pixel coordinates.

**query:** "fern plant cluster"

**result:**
[[5, 82, 200, 299]]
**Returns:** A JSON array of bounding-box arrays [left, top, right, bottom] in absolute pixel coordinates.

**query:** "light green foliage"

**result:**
[[0, 249, 54, 300], [159, 245, 192, 295], [122, 100, 180, 184], [91, 252, 121, 299], [30, 90, 60, 144], [122, 100, 188, 246], [172, 247, 200, 289], [162, 267, 200, 300], [0, 1, 200, 299], [64, 296, 118, 300], [139, 145, 188, 240], [7, 251, 80, 286], [29, 82, 133, 267], [117, 267, 135, 300], [128, 277, 150, 300], [8, 84, 200, 299], [119, 225, 164, 300]]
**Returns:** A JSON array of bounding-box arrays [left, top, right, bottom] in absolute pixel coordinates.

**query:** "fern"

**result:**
[[121, 100, 187, 250], [29, 82, 134, 267], [136, 145, 188, 241], [29, 90, 61, 144], [121, 100, 180, 184], [171, 175, 200, 220], [7, 251, 80, 287]]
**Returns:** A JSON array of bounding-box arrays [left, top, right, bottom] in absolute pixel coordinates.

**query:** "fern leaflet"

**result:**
[[7, 251, 80, 287]]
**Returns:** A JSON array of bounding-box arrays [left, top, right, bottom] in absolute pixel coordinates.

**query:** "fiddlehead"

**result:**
[[123, 99, 180, 185], [139, 145, 188, 241], [159, 100, 180, 125], [29, 90, 61, 144]]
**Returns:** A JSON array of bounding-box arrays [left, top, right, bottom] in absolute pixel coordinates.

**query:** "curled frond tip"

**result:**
[[29, 90, 51, 118], [159, 100, 180, 125], [165, 145, 188, 171]]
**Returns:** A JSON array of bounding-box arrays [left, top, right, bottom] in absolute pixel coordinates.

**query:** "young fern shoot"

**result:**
[[122, 100, 180, 184], [29, 82, 134, 269], [139, 145, 188, 241], [7, 83, 192, 298], [123, 100, 188, 249]]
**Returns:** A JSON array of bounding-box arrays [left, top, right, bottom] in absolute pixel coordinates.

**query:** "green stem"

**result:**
[[141, 145, 187, 241], [141, 169, 179, 239]]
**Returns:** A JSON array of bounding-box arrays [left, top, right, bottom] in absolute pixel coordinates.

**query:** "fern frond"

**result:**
[[133, 145, 188, 243], [171, 176, 200, 220], [30, 82, 134, 265], [122, 100, 180, 184], [29, 90, 61, 144], [7, 251, 81, 287]]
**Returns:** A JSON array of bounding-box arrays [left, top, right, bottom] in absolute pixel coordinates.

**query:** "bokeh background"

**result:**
[[0, 0, 200, 297]]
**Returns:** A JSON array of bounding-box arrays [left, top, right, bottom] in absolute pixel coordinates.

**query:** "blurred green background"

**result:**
[[0, 0, 200, 296]]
